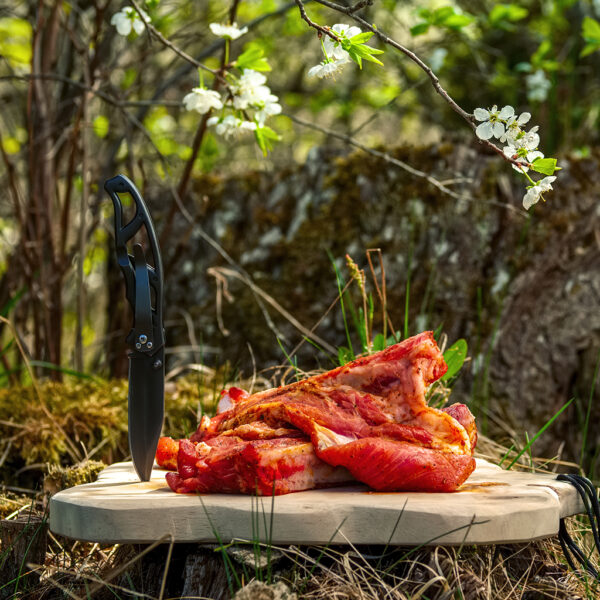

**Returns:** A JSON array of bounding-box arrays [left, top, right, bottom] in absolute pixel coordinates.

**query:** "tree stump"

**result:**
[[0, 514, 48, 599], [103, 543, 231, 599], [181, 549, 232, 600]]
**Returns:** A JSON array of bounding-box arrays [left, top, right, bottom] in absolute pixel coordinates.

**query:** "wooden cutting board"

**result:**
[[49, 458, 584, 546]]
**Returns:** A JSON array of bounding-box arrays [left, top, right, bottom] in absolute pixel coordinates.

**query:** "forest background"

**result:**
[[1, 0, 600, 587], [2, 0, 600, 597]]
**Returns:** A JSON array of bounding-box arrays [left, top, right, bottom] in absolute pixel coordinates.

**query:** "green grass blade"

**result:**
[[199, 497, 241, 593], [506, 398, 574, 470], [330, 254, 354, 362], [276, 338, 299, 381]]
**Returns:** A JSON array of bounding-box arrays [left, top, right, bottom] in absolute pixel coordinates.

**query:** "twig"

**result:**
[[208, 267, 337, 354], [348, 0, 373, 14], [0, 74, 181, 107], [294, 0, 340, 40], [301, 0, 527, 171], [129, 0, 218, 76], [74, 55, 91, 373], [287, 112, 526, 215]]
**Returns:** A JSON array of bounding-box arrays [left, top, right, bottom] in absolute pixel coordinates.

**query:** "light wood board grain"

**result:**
[[49, 459, 584, 545]]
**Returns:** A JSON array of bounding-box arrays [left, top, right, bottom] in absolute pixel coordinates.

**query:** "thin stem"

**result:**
[[294, 0, 341, 40], [298, 0, 528, 171], [287, 112, 526, 215], [129, 0, 218, 77]]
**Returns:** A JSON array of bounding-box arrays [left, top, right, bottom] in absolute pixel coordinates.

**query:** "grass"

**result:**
[[1, 253, 599, 599], [1, 423, 598, 599]]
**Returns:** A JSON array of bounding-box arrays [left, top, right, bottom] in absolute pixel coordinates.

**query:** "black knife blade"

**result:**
[[104, 174, 165, 482], [128, 347, 164, 482]]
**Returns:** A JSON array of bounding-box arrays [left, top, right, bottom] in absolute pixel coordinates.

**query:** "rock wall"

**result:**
[[154, 143, 600, 465]]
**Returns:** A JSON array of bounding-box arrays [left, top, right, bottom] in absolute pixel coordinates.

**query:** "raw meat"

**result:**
[[157, 331, 477, 495]]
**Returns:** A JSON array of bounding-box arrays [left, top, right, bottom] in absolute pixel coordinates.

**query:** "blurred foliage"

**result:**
[[0, 0, 599, 377]]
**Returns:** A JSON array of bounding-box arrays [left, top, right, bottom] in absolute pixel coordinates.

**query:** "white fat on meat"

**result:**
[[313, 423, 357, 452]]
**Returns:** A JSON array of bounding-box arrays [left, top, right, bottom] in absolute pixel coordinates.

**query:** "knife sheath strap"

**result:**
[[556, 473, 600, 579]]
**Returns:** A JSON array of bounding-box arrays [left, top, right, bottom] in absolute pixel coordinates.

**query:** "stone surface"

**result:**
[[234, 580, 296, 600], [49, 459, 584, 546], [148, 145, 600, 465]]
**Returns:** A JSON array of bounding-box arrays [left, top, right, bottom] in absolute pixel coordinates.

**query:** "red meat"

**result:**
[[160, 331, 477, 495]]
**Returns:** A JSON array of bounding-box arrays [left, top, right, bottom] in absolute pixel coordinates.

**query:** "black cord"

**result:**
[[557, 473, 600, 579]]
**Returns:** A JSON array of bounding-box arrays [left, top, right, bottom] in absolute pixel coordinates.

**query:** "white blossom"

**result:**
[[500, 112, 531, 143], [504, 147, 543, 173], [209, 22, 248, 40], [523, 176, 556, 210], [182, 88, 223, 114], [207, 115, 257, 139], [255, 96, 282, 125], [474, 105, 514, 140], [231, 69, 271, 109], [111, 6, 150, 36], [323, 23, 361, 61], [521, 126, 540, 150], [526, 70, 551, 102], [307, 59, 347, 79]]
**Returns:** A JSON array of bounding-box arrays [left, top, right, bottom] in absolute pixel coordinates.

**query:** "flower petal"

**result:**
[[492, 121, 505, 138], [517, 112, 531, 125], [132, 19, 145, 35], [476, 122, 494, 140], [307, 64, 324, 78], [527, 151, 544, 163], [473, 108, 489, 121], [523, 188, 540, 210], [498, 105, 515, 119]]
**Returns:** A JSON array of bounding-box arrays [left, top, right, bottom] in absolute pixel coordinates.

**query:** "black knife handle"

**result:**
[[104, 175, 164, 353]]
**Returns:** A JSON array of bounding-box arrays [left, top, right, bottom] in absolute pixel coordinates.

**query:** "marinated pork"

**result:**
[[157, 331, 477, 494]]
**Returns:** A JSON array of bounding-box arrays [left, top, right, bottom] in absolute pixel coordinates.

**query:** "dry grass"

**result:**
[[1, 373, 598, 599], [2, 438, 598, 600]]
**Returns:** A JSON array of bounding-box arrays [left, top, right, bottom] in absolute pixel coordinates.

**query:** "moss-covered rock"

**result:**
[[156, 143, 600, 470]]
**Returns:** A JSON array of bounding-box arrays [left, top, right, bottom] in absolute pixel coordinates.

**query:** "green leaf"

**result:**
[[348, 31, 374, 44], [1, 137, 20, 154], [410, 22, 430, 36], [372, 333, 386, 352], [531, 157, 560, 176], [441, 339, 468, 381], [348, 48, 363, 69], [235, 44, 271, 72], [581, 42, 600, 58], [338, 346, 354, 366], [581, 17, 600, 57], [582, 16, 600, 43], [254, 125, 280, 156], [431, 6, 455, 24], [0, 17, 33, 67], [347, 43, 384, 67], [92, 115, 109, 139], [489, 4, 528, 26], [442, 13, 474, 29]]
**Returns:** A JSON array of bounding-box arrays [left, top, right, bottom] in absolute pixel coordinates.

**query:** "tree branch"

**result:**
[[129, 0, 219, 77], [297, 0, 528, 171], [287, 113, 526, 215]]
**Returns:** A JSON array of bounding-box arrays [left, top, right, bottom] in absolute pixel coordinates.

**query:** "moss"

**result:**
[[43, 460, 106, 496], [0, 492, 31, 518], [0, 370, 240, 487]]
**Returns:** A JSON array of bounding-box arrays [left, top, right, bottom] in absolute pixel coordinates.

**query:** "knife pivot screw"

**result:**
[[153, 359, 162, 369], [147, 341, 153, 349], [139, 334, 148, 344]]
